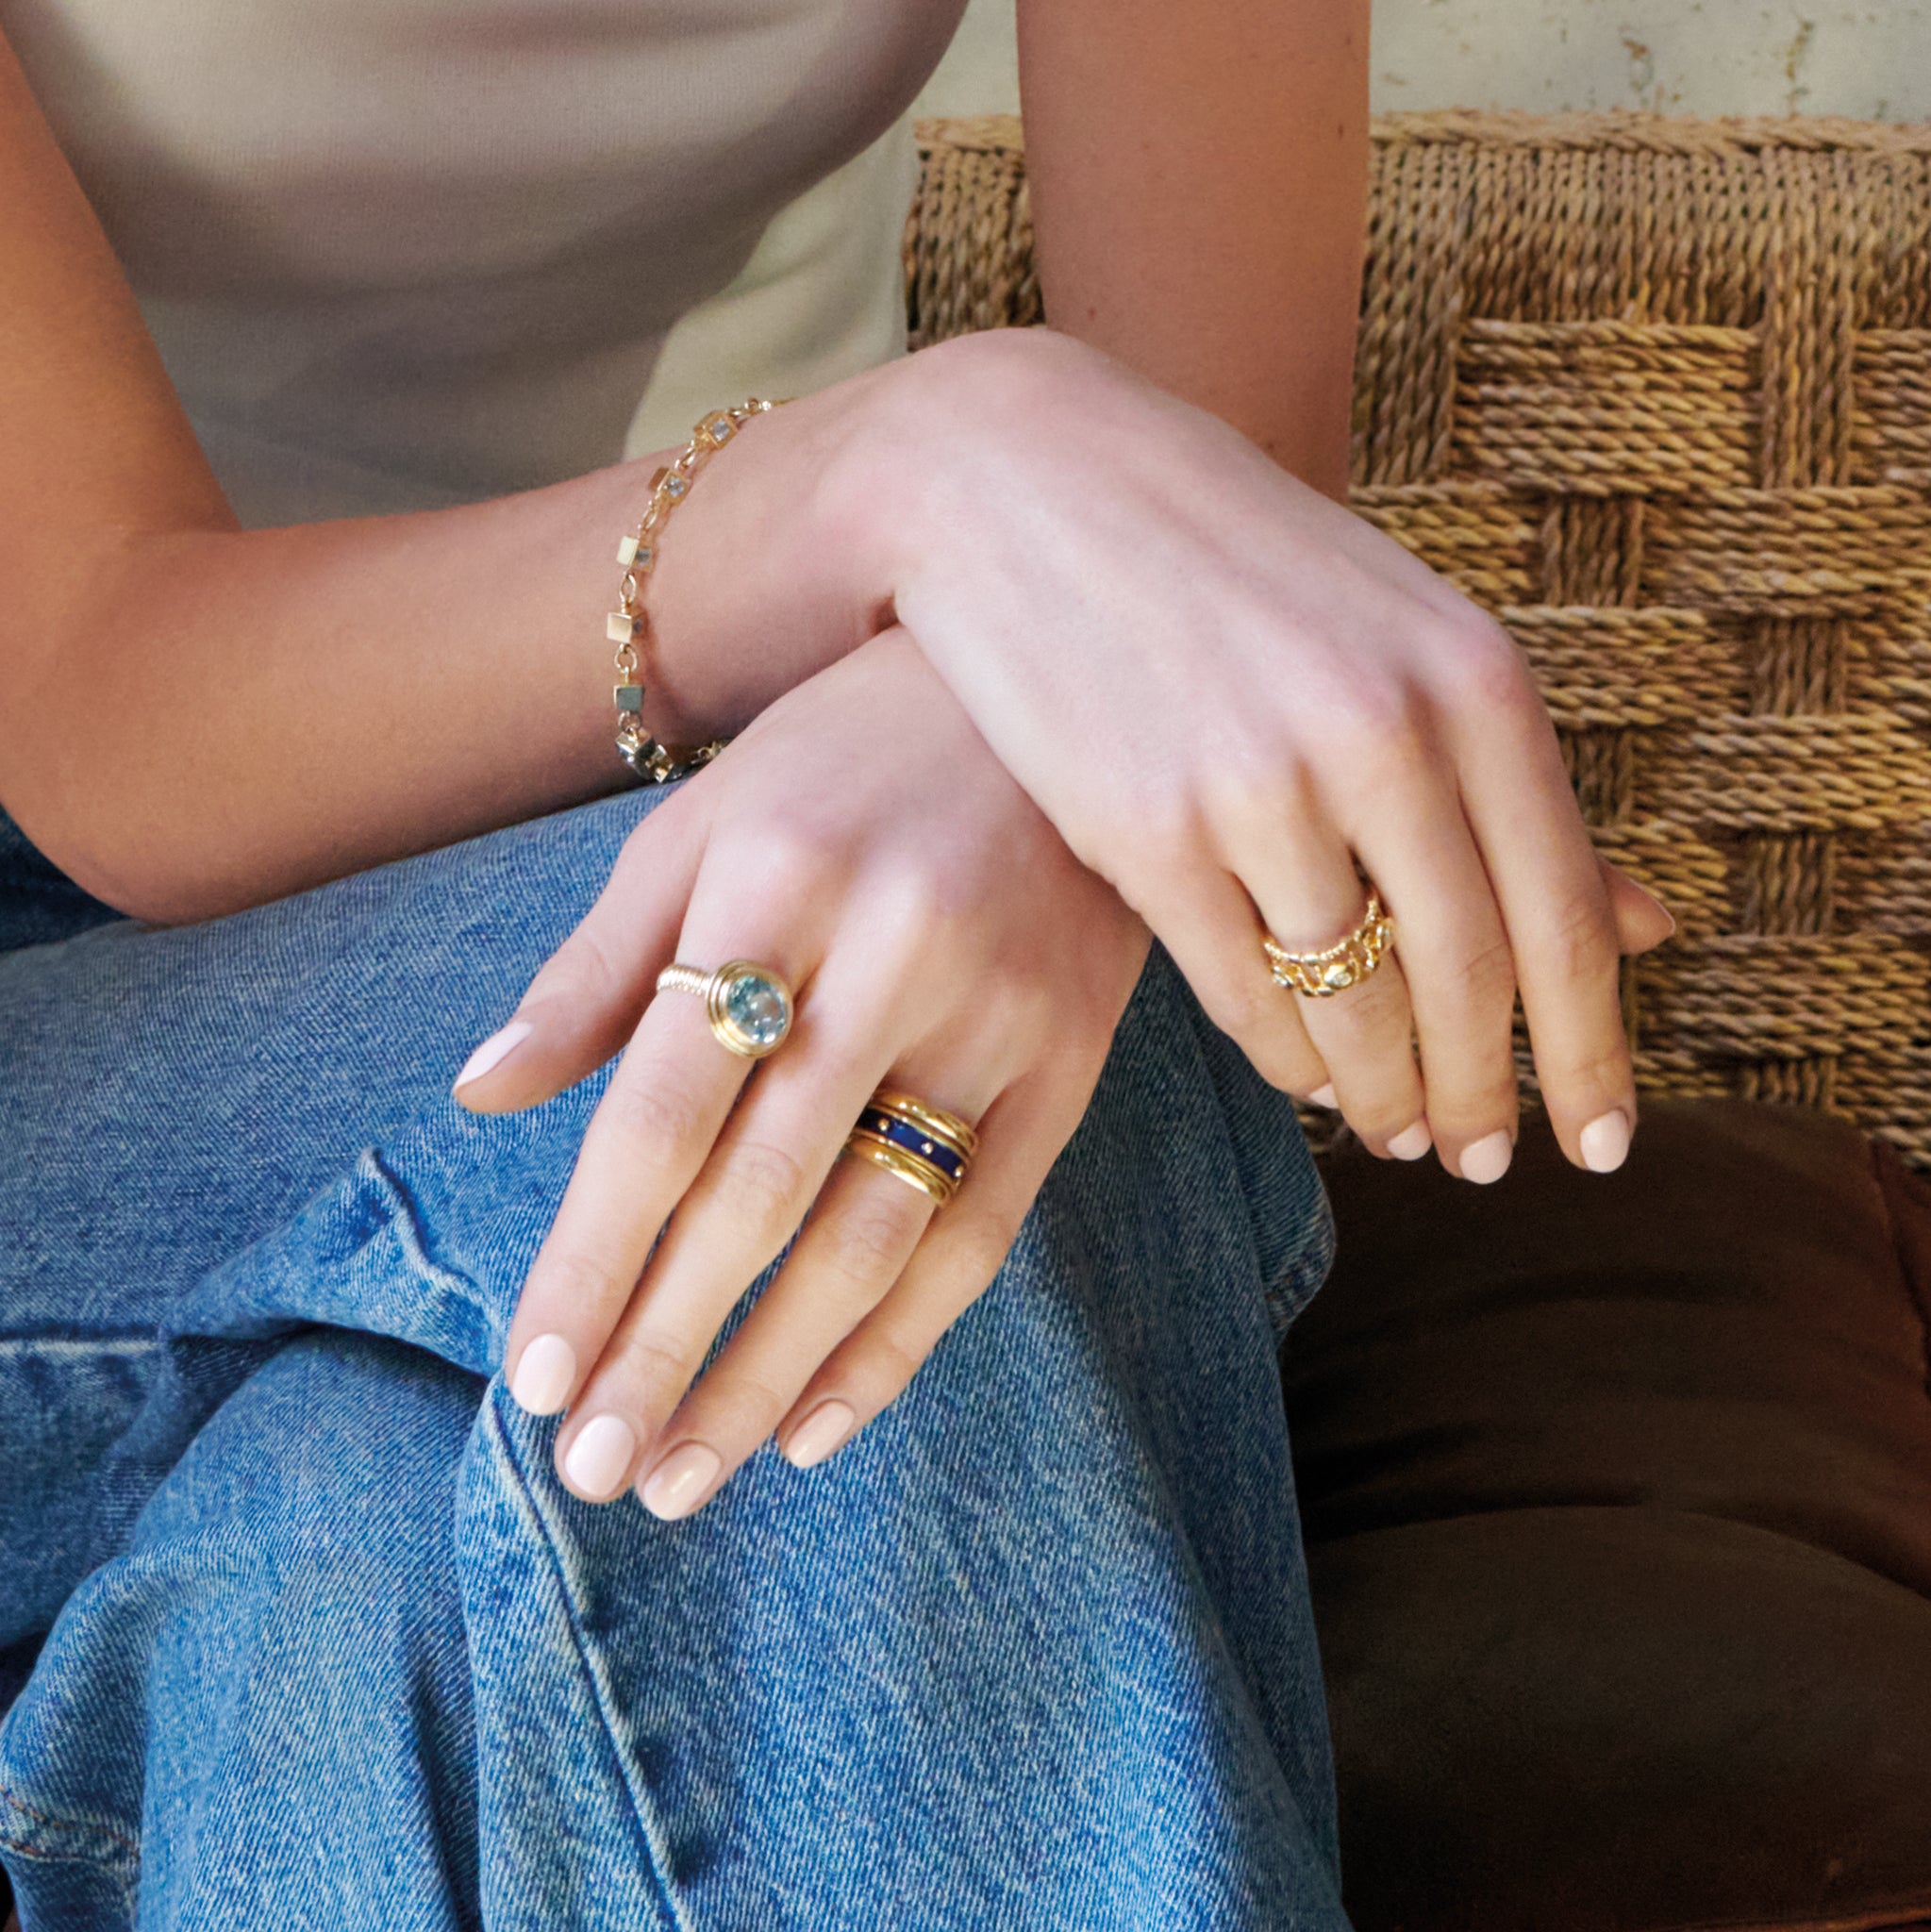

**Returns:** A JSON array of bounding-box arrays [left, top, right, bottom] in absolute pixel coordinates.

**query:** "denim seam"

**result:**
[[0, 1782, 139, 1859], [476, 1393, 693, 1932], [0, 1783, 141, 1919]]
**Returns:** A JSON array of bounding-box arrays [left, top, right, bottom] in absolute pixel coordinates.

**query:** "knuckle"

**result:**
[[1207, 970, 1284, 1041], [1542, 1031, 1633, 1102], [730, 815, 841, 908], [693, 1363, 796, 1435], [1421, 1061, 1520, 1141], [1124, 787, 1211, 881], [941, 1212, 1024, 1292], [716, 1137, 811, 1240], [602, 1071, 709, 1156], [874, 852, 976, 950], [1324, 960, 1412, 1038], [1539, 885, 1622, 991], [977, 966, 1057, 1056], [1198, 734, 1295, 834], [853, 1323, 933, 1395], [531, 1242, 629, 1320], [608, 1325, 700, 1405], [816, 1194, 920, 1298], [524, 922, 623, 1011], [1441, 927, 1521, 1015], [1329, 684, 1435, 791], [1449, 617, 1548, 727]]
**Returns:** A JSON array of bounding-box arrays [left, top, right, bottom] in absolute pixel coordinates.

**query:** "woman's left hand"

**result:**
[[453, 628, 1150, 1518]]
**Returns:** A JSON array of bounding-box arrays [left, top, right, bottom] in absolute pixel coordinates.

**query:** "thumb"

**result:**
[[1601, 855, 1675, 957], [453, 796, 707, 1113]]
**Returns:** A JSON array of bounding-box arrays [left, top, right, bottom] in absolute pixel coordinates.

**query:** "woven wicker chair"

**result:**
[[906, 110, 1931, 1172]]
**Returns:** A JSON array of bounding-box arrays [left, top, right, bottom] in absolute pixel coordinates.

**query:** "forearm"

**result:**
[[1016, 0, 1371, 497], [8, 374, 894, 924]]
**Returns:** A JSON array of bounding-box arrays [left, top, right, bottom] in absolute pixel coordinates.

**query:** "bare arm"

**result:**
[[1016, 0, 1370, 496], [0, 27, 890, 923]]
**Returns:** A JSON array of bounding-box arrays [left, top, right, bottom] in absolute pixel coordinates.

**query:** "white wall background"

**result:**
[[913, 0, 1931, 124]]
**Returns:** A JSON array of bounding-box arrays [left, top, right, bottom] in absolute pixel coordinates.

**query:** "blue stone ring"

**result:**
[[656, 959, 794, 1059]]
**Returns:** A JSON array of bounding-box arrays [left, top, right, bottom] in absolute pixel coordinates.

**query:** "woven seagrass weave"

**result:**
[[907, 110, 1931, 1170]]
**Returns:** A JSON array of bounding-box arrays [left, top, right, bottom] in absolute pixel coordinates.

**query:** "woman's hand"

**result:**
[[453, 629, 1150, 1517], [851, 327, 1674, 1183]]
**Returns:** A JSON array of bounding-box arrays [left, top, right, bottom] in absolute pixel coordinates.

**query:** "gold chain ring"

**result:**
[[1262, 890, 1395, 998]]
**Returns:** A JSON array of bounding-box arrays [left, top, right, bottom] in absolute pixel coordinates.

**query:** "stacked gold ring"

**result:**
[[1263, 890, 1395, 998], [845, 1088, 979, 1206]]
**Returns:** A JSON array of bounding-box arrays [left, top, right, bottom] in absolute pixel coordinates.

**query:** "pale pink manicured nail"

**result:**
[[1387, 1121, 1433, 1162], [1459, 1129, 1515, 1185], [509, 1334, 576, 1415], [784, 1400, 857, 1471], [640, 1442, 722, 1521], [562, 1414, 637, 1500], [453, 1019, 532, 1093], [1308, 1084, 1339, 1109], [1580, 1108, 1633, 1174]]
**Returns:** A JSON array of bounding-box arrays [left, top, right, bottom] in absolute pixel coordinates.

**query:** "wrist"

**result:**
[[836, 325, 1109, 621], [627, 369, 911, 751]]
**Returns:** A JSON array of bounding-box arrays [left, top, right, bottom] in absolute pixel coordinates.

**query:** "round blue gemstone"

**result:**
[[724, 972, 790, 1048]]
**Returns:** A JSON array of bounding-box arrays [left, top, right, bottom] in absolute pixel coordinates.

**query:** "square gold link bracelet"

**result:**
[[608, 396, 789, 783]]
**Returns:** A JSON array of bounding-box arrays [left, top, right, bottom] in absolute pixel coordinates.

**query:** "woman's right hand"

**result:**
[[833, 326, 1673, 1183]]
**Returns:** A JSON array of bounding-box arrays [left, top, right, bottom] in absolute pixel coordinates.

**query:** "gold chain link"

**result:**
[[608, 396, 789, 784]]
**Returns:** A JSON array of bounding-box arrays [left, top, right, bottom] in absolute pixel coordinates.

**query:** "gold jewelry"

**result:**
[[609, 398, 790, 783], [844, 1088, 979, 1206], [655, 959, 795, 1058], [1263, 890, 1395, 997]]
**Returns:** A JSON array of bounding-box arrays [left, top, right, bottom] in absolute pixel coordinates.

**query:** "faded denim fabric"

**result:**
[[0, 788, 1344, 1930]]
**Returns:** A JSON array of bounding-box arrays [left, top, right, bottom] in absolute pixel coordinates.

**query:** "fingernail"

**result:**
[[562, 1414, 637, 1500], [1387, 1120, 1433, 1161], [454, 1019, 533, 1093], [1580, 1108, 1632, 1174], [640, 1442, 722, 1521], [509, 1334, 576, 1415], [1308, 1084, 1339, 1109], [1639, 885, 1677, 937], [784, 1399, 856, 1470], [1459, 1129, 1515, 1185]]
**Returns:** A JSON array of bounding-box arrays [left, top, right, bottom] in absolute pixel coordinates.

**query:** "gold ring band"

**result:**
[[655, 959, 794, 1058], [844, 1087, 978, 1206], [1263, 890, 1395, 998]]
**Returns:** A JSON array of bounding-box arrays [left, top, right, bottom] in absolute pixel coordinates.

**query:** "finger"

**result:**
[[632, 1077, 988, 1518], [452, 791, 705, 1113], [774, 1061, 1088, 1469], [1449, 656, 1640, 1173], [548, 942, 957, 1504], [1221, 790, 1431, 1159], [1346, 774, 1523, 1182], [1126, 859, 1331, 1101], [1601, 856, 1676, 954], [497, 973, 757, 1441]]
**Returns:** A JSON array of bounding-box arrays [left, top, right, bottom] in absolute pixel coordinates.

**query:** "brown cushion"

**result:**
[[1287, 1098, 1931, 1931]]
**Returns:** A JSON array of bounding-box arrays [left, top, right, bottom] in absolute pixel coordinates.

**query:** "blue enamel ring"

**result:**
[[845, 1088, 978, 1206]]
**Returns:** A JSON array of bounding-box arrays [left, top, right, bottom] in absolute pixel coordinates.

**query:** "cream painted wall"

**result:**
[[912, 0, 1931, 124]]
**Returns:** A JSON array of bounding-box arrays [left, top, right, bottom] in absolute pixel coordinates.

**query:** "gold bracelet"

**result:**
[[608, 397, 789, 783]]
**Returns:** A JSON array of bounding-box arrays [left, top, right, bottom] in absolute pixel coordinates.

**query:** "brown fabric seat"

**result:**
[[1290, 1100, 1931, 1928]]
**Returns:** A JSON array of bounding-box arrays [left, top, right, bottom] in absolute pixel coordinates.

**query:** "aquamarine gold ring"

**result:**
[[656, 959, 794, 1058]]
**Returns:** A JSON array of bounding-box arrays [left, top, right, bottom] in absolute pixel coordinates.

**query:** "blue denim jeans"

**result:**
[[0, 789, 1345, 1929]]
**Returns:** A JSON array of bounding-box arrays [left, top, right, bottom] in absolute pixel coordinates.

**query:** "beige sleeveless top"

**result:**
[[5, 0, 963, 524]]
